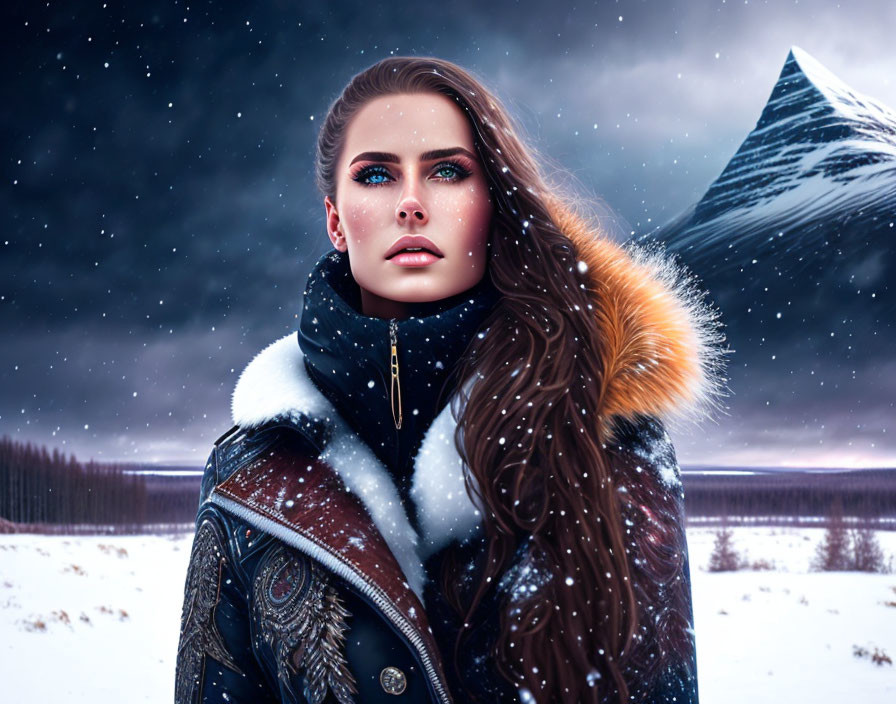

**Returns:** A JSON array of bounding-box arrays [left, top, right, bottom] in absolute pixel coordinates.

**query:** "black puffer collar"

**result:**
[[297, 249, 501, 528]]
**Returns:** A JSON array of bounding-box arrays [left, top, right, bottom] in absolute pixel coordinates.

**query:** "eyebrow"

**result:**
[[349, 147, 478, 166]]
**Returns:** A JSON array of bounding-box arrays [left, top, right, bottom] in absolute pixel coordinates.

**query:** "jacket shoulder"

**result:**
[[199, 421, 325, 508], [606, 413, 683, 492]]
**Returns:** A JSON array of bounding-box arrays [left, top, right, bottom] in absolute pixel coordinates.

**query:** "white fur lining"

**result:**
[[231, 333, 333, 427], [410, 386, 485, 559], [230, 334, 484, 599]]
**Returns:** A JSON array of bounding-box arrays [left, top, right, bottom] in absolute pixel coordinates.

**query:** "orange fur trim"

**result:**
[[552, 208, 729, 441]]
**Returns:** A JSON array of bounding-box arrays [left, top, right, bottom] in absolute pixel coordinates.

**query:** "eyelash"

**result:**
[[351, 160, 473, 188]]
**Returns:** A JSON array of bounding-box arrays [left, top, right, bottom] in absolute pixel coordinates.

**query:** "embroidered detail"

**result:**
[[380, 665, 408, 695], [175, 518, 244, 703], [253, 544, 358, 704]]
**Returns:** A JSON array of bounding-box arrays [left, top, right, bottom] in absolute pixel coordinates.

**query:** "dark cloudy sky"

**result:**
[[2, 0, 894, 465]]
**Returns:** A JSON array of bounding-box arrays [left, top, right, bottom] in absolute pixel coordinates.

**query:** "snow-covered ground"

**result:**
[[0, 532, 190, 702], [687, 527, 896, 704], [0, 527, 894, 703]]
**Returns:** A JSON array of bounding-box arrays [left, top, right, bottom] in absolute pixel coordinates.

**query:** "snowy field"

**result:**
[[0, 527, 894, 703]]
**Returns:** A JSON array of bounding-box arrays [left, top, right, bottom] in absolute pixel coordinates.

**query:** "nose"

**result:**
[[395, 193, 428, 227]]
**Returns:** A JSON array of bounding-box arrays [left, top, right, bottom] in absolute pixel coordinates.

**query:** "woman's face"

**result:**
[[325, 92, 494, 319]]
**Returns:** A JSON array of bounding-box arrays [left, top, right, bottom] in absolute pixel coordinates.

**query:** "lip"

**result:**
[[390, 251, 441, 267], [384, 234, 444, 260]]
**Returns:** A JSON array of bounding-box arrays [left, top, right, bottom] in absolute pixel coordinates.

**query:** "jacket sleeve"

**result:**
[[610, 415, 700, 704], [174, 448, 281, 704]]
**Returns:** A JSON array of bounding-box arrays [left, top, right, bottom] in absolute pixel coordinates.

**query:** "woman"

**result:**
[[175, 56, 726, 704]]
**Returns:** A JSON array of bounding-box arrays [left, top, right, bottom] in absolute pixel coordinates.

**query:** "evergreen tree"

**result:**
[[812, 497, 851, 571], [708, 522, 741, 572], [850, 527, 887, 573]]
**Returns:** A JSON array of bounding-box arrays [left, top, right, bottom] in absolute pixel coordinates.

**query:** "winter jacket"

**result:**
[[175, 227, 724, 703]]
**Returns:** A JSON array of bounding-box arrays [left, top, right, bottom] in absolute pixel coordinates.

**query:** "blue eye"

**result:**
[[433, 161, 472, 181], [353, 165, 393, 187], [435, 165, 459, 179]]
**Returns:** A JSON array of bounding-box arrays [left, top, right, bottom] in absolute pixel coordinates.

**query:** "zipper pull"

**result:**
[[389, 319, 403, 429]]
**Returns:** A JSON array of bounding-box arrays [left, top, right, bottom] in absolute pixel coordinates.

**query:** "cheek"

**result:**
[[341, 193, 390, 235], [455, 185, 493, 245]]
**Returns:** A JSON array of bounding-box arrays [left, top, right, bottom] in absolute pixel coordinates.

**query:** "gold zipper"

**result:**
[[389, 319, 402, 429]]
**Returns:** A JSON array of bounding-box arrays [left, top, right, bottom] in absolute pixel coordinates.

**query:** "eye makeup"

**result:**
[[351, 159, 474, 187]]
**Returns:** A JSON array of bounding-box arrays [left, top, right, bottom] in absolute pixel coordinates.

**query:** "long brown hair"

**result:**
[[315, 56, 701, 703]]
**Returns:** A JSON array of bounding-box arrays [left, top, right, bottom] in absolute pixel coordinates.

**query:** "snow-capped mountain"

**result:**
[[647, 46, 896, 277], [639, 47, 896, 469]]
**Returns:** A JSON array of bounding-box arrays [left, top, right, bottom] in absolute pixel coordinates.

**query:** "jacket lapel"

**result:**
[[207, 431, 454, 704]]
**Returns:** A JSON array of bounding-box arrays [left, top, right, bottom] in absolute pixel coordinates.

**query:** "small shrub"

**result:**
[[97, 544, 129, 558], [708, 524, 743, 572], [812, 500, 892, 573], [854, 644, 893, 666], [23, 618, 47, 632], [872, 649, 893, 666], [750, 558, 776, 571], [850, 528, 888, 573], [811, 499, 850, 571]]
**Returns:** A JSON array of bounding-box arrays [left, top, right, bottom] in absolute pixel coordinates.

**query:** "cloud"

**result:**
[[3, 0, 893, 463]]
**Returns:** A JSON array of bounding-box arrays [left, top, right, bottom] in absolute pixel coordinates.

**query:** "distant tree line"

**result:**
[[4, 433, 896, 533], [143, 473, 202, 524], [683, 469, 896, 525], [0, 436, 174, 531]]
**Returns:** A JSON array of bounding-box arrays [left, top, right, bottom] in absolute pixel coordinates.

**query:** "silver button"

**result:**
[[380, 665, 407, 695]]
